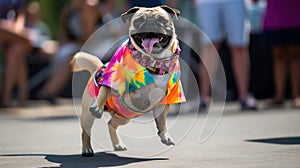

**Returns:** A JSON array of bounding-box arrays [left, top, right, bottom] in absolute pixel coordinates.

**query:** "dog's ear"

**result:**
[[160, 5, 180, 20], [121, 7, 140, 23]]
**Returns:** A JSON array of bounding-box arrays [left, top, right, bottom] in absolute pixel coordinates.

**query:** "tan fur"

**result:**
[[70, 52, 131, 155], [70, 6, 179, 156], [154, 105, 170, 133], [71, 51, 173, 156], [128, 7, 177, 59], [80, 87, 95, 156], [108, 116, 130, 151], [70, 52, 103, 74]]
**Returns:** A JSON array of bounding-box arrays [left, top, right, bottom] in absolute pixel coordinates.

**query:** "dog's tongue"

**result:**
[[142, 38, 159, 54]]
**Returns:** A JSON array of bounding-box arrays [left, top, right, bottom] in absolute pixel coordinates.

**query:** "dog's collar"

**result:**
[[127, 40, 180, 75]]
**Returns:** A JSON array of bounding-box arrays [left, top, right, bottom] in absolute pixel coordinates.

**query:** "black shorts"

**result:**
[[262, 28, 300, 47]]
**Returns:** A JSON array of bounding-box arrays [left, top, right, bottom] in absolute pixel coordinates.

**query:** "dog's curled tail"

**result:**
[[70, 52, 103, 74]]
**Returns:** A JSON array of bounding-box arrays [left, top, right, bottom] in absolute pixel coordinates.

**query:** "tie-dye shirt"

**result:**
[[88, 40, 186, 118]]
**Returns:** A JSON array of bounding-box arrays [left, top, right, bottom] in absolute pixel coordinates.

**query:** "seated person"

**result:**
[[37, 0, 102, 104], [0, 0, 31, 107]]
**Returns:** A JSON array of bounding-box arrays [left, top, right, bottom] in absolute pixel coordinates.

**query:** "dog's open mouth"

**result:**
[[131, 32, 172, 55]]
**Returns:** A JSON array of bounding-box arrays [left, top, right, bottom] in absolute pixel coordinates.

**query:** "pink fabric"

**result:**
[[86, 40, 186, 119], [87, 77, 98, 100], [87, 79, 143, 118], [263, 0, 300, 30]]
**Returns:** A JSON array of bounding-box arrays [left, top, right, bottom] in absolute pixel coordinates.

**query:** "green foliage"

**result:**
[[27, 0, 67, 40]]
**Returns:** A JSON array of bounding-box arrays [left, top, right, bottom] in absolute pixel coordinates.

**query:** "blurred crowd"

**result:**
[[0, 0, 299, 110]]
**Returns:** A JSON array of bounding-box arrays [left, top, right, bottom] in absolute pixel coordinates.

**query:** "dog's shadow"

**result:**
[[1, 152, 168, 168]]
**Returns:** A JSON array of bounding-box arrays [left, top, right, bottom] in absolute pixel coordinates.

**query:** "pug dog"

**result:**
[[70, 5, 185, 157]]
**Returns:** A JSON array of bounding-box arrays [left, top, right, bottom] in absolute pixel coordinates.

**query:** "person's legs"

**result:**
[[2, 42, 30, 106], [1, 45, 18, 106], [223, 0, 256, 109], [223, 0, 250, 99], [0, 29, 31, 106], [272, 45, 288, 103], [17, 48, 29, 106], [230, 46, 250, 100], [289, 45, 300, 105], [230, 46, 257, 110], [41, 43, 80, 99], [43, 64, 72, 97], [199, 42, 220, 106], [197, 2, 222, 107]]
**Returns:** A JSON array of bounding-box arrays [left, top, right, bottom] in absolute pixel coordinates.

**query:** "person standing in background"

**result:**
[[262, 0, 300, 107], [37, 0, 101, 104], [25, 1, 53, 52], [195, 0, 257, 110], [0, 0, 32, 107]]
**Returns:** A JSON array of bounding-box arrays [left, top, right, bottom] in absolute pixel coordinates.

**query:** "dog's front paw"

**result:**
[[159, 132, 175, 146], [89, 105, 103, 118], [82, 148, 94, 157], [113, 144, 127, 151]]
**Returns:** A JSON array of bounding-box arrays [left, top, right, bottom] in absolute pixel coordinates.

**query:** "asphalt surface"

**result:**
[[0, 99, 299, 168]]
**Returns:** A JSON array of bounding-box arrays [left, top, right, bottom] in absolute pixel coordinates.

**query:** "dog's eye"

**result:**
[[161, 20, 168, 24], [134, 17, 145, 28], [157, 17, 169, 25]]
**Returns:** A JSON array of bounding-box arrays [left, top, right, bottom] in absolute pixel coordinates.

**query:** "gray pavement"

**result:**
[[0, 99, 300, 168]]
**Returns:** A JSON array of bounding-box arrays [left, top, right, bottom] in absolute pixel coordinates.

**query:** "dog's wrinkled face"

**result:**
[[122, 6, 180, 59]]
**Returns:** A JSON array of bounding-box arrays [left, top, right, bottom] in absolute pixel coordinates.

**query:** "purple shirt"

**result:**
[[263, 0, 300, 30]]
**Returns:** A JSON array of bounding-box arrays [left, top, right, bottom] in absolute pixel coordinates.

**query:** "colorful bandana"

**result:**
[[87, 39, 186, 118], [128, 42, 181, 75]]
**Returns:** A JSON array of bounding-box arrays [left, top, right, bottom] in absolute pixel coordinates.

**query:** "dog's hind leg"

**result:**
[[153, 104, 175, 146], [108, 115, 130, 151], [81, 88, 96, 157], [89, 86, 111, 118]]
